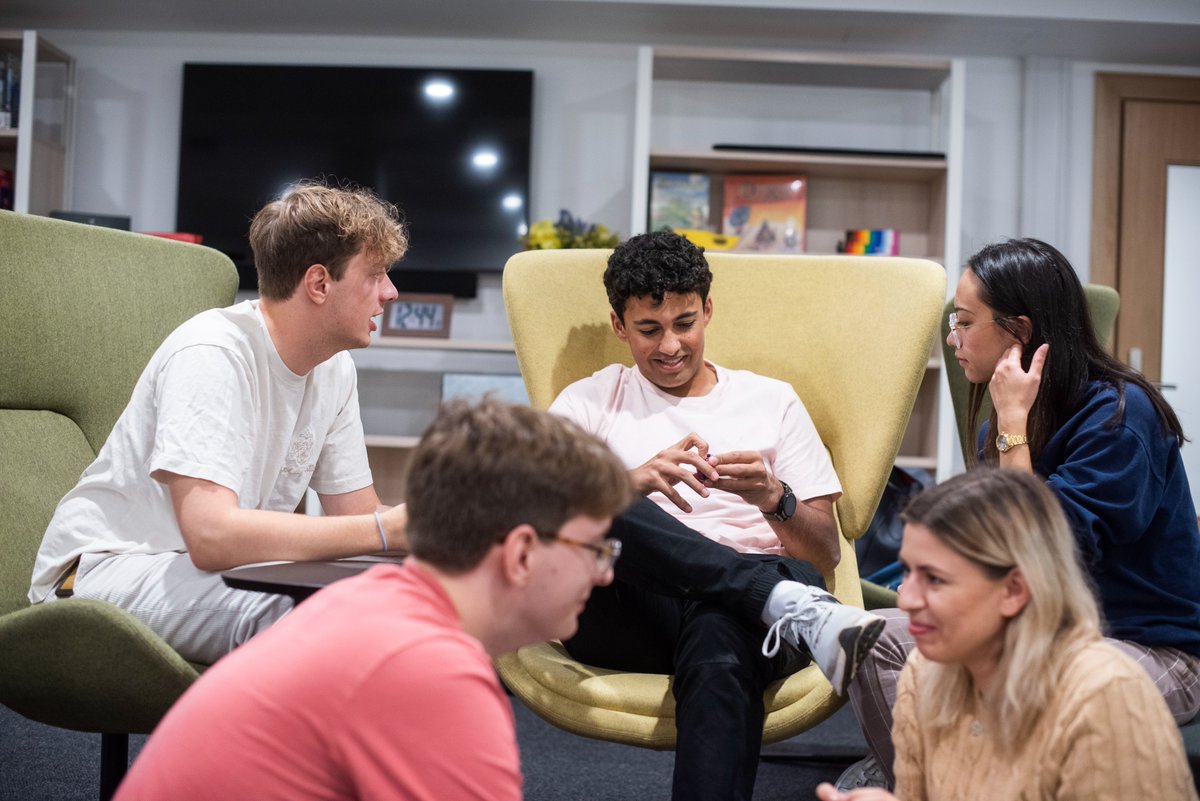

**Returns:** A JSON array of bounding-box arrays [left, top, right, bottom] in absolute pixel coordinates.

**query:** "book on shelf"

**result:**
[[2, 53, 18, 127], [721, 174, 806, 253], [648, 171, 712, 233], [838, 228, 899, 255]]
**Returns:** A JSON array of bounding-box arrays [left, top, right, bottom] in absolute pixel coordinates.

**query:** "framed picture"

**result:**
[[380, 293, 454, 339]]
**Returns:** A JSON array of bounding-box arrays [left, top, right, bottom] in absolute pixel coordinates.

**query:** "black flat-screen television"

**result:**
[[176, 63, 534, 297]]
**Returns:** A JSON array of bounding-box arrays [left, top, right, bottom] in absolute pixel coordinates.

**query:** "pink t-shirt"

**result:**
[[550, 362, 841, 554], [115, 564, 521, 801]]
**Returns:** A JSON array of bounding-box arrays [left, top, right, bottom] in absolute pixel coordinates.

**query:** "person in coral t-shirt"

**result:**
[[115, 398, 632, 801]]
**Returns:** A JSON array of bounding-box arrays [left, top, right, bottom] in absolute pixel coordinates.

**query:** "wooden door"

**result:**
[[1091, 74, 1200, 381]]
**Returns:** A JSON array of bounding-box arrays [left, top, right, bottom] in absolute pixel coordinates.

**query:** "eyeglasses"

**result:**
[[553, 534, 622, 573], [947, 312, 1013, 349]]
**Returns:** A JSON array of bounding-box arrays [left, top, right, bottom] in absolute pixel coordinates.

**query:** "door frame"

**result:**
[[1090, 73, 1200, 288]]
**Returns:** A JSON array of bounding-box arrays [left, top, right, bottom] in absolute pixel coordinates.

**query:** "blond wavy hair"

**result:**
[[901, 468, 1102, 754], [248, 178, 409, 300]]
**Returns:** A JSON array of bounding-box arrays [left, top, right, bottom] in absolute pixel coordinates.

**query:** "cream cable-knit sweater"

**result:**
[[892, 641, 1198, 801]]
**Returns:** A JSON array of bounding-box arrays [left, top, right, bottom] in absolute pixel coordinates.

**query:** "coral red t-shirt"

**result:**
[[116, 563, 521, 801]]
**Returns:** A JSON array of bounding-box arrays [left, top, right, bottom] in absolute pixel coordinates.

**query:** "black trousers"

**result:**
[[564, 496, 824, 801]]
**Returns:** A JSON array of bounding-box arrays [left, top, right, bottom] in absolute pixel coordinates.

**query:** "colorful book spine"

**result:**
[[840, 229, 899, 255]]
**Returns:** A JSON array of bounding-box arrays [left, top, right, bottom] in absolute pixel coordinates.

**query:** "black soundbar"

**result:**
[[711, 144, 945, 160]]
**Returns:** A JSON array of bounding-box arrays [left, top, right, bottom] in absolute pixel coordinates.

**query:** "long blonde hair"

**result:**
[[901, 468, 1102, 753]]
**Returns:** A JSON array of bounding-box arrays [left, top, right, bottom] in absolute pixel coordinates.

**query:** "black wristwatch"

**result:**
[[768, 481, 797, 522]]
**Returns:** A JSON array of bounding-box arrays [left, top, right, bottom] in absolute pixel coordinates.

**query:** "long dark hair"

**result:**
[[965, 238, 1184, 464]]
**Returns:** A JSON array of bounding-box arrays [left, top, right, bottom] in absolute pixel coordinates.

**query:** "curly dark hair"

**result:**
[[603, 230, 712, 320]]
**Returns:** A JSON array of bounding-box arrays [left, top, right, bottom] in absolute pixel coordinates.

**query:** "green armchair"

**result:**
[[0, 211, 238, 799]]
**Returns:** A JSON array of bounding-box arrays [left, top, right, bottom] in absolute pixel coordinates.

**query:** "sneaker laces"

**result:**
[[762, 602, 828, 658], [835, 756, 889, 791]]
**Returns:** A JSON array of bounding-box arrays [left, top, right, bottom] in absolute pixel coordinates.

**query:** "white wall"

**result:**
[[959, 57, 1023, 263], [40, 28, 1200, 310]]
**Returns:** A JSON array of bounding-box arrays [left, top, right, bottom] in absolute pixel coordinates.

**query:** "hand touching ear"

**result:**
[[989, 342, 1048, 432]]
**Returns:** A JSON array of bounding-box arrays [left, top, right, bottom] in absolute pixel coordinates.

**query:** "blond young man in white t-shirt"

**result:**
[[29, 181, 412, 664], [549, 230, 884, 801]]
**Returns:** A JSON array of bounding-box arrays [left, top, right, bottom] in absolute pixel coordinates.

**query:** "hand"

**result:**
[[629, 432, 720, 513], [815, 782, 899, 801], [705, 450, 779, 513], [988, 342, 1048, 432]]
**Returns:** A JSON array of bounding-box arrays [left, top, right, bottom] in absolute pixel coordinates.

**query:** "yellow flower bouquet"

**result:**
[[523, 209, 620, 250]]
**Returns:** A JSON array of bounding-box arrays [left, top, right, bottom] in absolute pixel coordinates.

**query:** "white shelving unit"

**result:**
[[353, 336, 518, 504], [630, 46, 964, 479], [0, 30, 73, 216]]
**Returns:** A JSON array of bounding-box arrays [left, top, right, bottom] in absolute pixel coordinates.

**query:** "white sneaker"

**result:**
[[761, 582, 885, 696], [835, 755, 889, 791]]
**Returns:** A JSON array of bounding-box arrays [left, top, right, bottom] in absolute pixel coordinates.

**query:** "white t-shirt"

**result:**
[[550, 362, 841, 554], [29, 300, 373, 602]]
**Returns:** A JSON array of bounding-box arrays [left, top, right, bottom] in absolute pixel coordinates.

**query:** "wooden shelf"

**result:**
[[895, 455, 938, 470], [352, 337, 519, 374], [650, 148, 947, 182], [364, 434, 420, 449], [370, 337, 514, 353], [650, 46, 953, 92]]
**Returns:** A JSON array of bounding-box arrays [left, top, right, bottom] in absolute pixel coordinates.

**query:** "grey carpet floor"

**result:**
[[1, 695, 866, 800]]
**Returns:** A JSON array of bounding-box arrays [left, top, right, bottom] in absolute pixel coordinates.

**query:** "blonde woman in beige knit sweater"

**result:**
[[817, 468, 1197, 801]]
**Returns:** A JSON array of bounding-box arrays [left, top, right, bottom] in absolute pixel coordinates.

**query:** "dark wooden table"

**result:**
[[221, 556, 405, 603]]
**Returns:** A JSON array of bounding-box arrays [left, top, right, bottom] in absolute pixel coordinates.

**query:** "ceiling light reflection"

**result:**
[[423, 79, 455, 102], [472, 150, 499, 169]]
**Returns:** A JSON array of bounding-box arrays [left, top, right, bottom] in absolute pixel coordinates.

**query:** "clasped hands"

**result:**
[[630, 432, 780, 514]]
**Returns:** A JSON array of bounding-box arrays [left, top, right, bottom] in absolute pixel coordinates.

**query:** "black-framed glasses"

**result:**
[[553, 535, 622, 573]]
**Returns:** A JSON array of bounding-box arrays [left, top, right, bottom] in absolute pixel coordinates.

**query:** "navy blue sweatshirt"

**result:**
[[983, 381, 1200, 654]]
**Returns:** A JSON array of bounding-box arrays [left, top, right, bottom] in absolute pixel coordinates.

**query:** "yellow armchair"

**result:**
[[496, 248, 945, 748]]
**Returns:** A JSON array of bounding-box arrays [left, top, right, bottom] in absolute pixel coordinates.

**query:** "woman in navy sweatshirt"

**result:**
[[956, 238, 1200, 660], [837, 237, 1200, 792]]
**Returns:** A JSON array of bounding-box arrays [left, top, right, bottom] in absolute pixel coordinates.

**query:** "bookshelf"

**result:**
[[630, 46, 965, 478], [0, 31, 73, 216], [352, 337, 519, 505]]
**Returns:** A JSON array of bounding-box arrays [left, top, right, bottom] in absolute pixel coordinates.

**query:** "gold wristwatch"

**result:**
[[996, 432, 1028, 453]]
